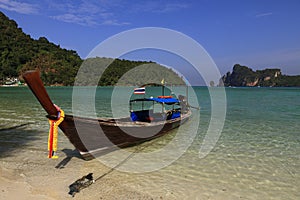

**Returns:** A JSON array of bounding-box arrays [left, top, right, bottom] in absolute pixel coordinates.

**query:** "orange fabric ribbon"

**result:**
[[48, 105, 64, 159]]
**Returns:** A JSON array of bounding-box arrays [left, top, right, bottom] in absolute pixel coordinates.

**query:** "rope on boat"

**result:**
[[48, 105, 64, 159]]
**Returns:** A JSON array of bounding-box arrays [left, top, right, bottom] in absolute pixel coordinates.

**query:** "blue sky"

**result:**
[[0, 0, 300, 76]]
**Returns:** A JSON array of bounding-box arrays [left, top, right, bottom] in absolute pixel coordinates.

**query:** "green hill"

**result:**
[[0, 11, 82, 85], [0, 11, 184, 86], [77, 57, 185, 86]]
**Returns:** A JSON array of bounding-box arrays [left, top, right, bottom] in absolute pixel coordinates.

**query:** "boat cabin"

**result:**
[[129, 96, 182, 123]]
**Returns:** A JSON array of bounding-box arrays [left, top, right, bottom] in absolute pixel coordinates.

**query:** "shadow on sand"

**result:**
[[0, 123, 39, 158], [55, 147, 121, 169], [55, 149, 82, 169]]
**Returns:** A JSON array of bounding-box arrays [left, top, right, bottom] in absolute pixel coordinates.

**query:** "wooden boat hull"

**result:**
[[61, 111, 191, 159], [22, 70, 191, 160]]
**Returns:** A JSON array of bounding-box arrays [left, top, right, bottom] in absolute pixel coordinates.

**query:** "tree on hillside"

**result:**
[[0, 11, 82, 85]]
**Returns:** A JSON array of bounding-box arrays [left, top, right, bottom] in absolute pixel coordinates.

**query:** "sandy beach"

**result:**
[[1, 137, 299, 200], [0, 144, 274, 200], [0, 148, 155, 200]]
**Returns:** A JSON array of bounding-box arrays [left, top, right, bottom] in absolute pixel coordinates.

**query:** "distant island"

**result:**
[[0, 11, 184, 86], [220, 64, 300, 87]]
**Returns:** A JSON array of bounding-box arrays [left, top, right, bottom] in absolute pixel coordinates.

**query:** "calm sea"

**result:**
[[0, 86, 299, 199]]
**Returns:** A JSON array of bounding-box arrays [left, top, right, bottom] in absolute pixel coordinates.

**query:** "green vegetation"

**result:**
[[76, 57, 185, 86], [0, 12, 184, 86], [221, 64, 300, 87], [0, 12, 82, 85]]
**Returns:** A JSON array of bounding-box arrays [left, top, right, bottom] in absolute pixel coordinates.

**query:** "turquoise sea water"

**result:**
[[0, 86, 299, 199]]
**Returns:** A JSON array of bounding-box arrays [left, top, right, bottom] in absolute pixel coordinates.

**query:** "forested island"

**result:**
[[221, 64, 300, 87], [0, 12, 184, 86]]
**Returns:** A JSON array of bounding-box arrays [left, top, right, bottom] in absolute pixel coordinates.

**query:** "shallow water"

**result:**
[[0, 86, 299, 199]]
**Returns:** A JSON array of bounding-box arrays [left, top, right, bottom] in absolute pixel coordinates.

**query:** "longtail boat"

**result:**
[[22, 70, 191, 160]]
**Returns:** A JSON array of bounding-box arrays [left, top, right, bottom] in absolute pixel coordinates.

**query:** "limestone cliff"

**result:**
[[220, 64, 300, 87]]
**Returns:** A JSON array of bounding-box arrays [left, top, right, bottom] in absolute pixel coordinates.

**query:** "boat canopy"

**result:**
[[130, 97, 179, 105], [147, 97, 179, 104]]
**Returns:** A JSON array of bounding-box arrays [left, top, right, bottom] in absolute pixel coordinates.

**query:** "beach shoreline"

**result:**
[[0, 150, 156, 200]]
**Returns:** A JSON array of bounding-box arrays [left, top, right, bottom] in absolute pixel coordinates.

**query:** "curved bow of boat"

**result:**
[[22, 70, 58, 116], [22, 70, 89, 155]]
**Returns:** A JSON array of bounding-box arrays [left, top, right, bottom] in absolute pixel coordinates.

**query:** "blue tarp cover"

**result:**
[[147, 97, 179, 104]]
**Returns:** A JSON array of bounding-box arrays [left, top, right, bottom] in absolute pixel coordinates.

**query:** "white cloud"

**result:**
[[0, 0, 38, 14], [158, 3, 189, 13], [255, 12, 273, 18], [49, 1, 189, 26], [101, 19, 130, 26], [0, 0, 189, 26], [131, 1, 189, 13], [49, 0, 129, 26], [51, 13, 98, 27]]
